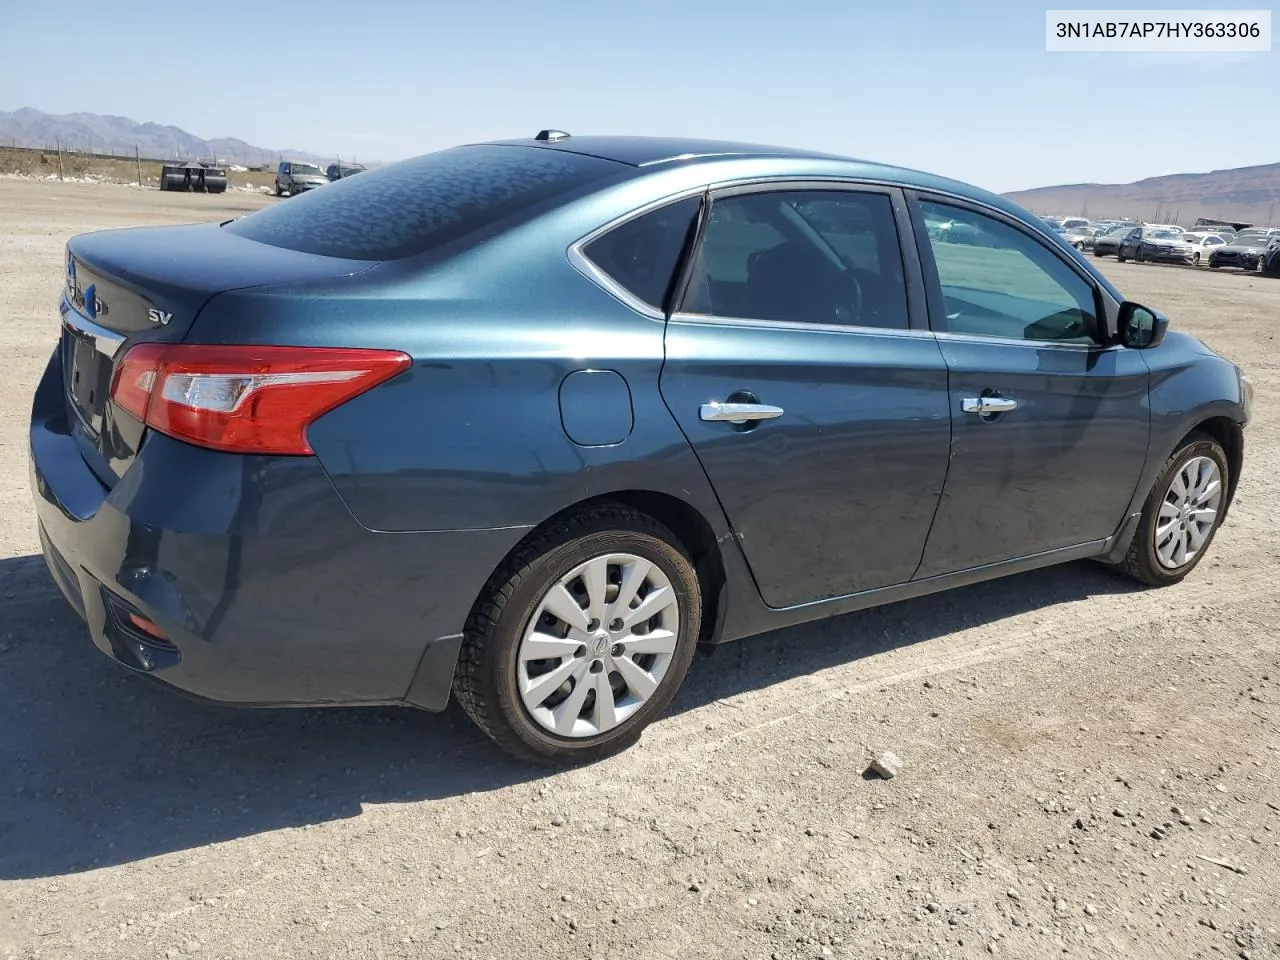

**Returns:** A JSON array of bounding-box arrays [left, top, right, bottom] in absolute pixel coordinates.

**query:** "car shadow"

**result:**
[[0, 550, 1142, 880]]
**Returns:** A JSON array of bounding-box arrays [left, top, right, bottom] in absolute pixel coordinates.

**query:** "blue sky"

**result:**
[[0, 0, 1274, 193]]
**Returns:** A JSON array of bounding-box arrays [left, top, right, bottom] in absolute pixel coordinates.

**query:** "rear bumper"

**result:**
[[29, 348, 527, 710]]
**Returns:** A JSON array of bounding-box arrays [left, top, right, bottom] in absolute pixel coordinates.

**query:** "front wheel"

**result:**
[[1107, 432, 1228, 587], [454, 506, 702, 764]]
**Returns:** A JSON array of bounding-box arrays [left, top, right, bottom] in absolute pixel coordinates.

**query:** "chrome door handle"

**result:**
[[700, 401, 785, 424], [962, 396, 1018, 415]]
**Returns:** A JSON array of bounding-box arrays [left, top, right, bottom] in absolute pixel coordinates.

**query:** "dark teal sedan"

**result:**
[[31, 132, 1252, 764]]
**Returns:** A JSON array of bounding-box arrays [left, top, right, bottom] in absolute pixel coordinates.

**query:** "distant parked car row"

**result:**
[[1044, 215, 1280, 274], [274, 160, 366, 197]]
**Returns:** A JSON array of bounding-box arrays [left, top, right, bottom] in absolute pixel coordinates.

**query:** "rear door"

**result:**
[[658, 184, 951, 608], [907, 194, 1151, 577]]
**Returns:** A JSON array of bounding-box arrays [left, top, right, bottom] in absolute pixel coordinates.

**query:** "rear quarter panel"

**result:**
[[187, 179, 737, 538]]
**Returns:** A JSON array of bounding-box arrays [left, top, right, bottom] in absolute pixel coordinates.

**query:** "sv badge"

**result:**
[[148, 308, 174, 326]]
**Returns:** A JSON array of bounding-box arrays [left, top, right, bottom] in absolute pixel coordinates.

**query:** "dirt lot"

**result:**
[[0, 179, 1276, 960], [0, 149, 280, 192]]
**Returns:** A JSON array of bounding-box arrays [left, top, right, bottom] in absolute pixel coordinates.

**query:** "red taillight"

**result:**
[[108, 344, 411, 455]]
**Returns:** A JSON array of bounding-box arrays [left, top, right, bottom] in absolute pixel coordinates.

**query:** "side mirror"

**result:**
[[1118, 301, 1169, 349]]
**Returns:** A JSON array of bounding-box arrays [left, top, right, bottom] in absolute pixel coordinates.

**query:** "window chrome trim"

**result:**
[[566, 186, 708, 321], [59, 296, 125, 358], [932, 331, 1123, 352], [667, 311, 938, 339]]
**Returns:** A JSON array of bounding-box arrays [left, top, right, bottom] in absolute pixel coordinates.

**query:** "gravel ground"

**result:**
[[0, 179, 1276, 960]]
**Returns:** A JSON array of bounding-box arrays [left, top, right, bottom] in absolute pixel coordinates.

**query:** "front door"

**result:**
[[909, 195, 1151, 577], [660, 185, 952, 608]]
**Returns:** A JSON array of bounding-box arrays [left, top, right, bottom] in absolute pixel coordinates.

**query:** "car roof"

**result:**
[[475, 134, 1019, 213], [479, 134, 852, 167]]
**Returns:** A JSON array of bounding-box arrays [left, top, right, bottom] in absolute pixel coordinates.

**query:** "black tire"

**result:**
[[1209, 263, 1220, 269], [1107, 432, 1229, 587], [454, 505, 702, 765], [1093, 248, 1106, 257], [274, 184, 283, 197]]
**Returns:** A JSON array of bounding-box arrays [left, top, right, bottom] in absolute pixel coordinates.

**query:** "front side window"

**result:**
[[918, 200, 1101, 345], [581, 196, 701, 311], [679, 190, 910, 330]]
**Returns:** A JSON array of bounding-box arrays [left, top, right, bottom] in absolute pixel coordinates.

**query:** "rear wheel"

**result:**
[[454, 505, 702, 765], [274, 184, 283, 197], [1107, 432, 1228, 587]]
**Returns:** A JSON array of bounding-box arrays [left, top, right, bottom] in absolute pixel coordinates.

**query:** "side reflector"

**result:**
[[127, 612, 168, 640]]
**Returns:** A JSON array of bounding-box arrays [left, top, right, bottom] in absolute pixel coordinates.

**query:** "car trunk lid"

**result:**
[[61, 222, 375, 483]]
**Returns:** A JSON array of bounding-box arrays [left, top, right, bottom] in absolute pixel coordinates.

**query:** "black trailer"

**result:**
[[158, 159, 228, 194], [1194, 217, 1252, 232]]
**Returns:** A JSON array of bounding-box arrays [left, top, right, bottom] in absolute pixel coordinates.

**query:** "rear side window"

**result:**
[[226, 146, 624, 261], [679, 190, 911, 329], [581, 196, 701, 310]]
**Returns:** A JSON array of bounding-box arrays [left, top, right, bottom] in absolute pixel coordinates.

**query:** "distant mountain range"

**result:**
[[4, 108, 1277, 225], [0, 107, 332, 168], [1003, 163, 1280, 227]]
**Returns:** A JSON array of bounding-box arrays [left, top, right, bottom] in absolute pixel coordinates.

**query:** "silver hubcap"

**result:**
[[1155, 456, 1222, 569], [517, 553, 679, 738]]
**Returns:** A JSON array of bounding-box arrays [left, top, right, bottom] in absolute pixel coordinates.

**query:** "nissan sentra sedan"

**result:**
[[31, 132, 1253, 764]]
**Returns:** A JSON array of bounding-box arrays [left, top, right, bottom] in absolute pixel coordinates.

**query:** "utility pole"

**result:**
[[135, 144, 142, 186], [56, 139, 64, 180]]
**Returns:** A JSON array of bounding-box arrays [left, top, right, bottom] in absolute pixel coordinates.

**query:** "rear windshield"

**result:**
[[227, 145, 624, 260]]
